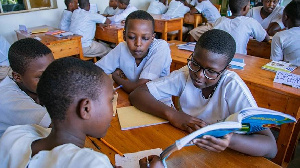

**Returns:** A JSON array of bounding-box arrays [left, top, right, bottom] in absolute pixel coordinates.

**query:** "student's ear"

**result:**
[[152, 33, 156, 40], [12, 71, 22, 83], [79, 98, 92, 120]]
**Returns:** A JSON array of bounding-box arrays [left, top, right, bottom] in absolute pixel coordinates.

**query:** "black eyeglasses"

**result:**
[[187, 53, 226, 80]]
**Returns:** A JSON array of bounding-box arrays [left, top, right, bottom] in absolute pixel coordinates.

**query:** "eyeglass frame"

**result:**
[[187, 53, 227, 80]]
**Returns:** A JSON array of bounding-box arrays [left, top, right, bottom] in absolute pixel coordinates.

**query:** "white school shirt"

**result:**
[[59, 10, 72, 31], [69, 8, 107, 48], [246, 5, 285, 29], [165, 0, 190, 18], [0, 35, 10, 66], [189, 0, 199, 6], [108, 4, 137, 23], [103, 6, 119, 15], [147, 0, 168, 15], [213, 16, 267, 55], [147, 66, 257, 124], [0, 125, 113, 168], [95, 39, 172, 82], [271, 27, 300, 66], [195, 1, 221, 24], [0, 76, 51, 137]]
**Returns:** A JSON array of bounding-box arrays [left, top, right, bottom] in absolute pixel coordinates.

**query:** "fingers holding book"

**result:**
[[139, 155, 164, 168], [192, 133, 233, 152]]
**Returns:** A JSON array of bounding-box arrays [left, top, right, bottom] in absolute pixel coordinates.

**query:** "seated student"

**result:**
[[0, 38, 53, 137], [108, 0, 138, 23], [96, 10, 172, 93], [147, 0, 168, 15], [70, 0, 112, 58], [188, 0, 221, 41], [59, 0, 78, 31], [102, 0, 119, 17], [129, 29, 277, 158], [271, 1, 300, 66], [0, 57, 164, 168], [164, 0, 190, 18], [0, 35, 11, 83], [213, 0, 269, 55], [246, 0, 284, 36]]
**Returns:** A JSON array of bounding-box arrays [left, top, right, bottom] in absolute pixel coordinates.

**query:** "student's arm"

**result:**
[[263, 33, 270, 42], [250, 18, 270, 42], [184, 0, 195, 8], [266, 22, 281, 36], [270, 33, 283, 61]]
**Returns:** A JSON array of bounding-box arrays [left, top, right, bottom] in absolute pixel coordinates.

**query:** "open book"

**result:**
[[262, 60, 297, 73], [160, 107, 296, 167]]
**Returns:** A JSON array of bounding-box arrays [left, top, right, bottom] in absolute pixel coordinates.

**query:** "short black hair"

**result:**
[[8, 38, 52, 75], [37, 57, 106, 121], [78, 0, 89, 9], [125, 10, 155, 33], [196, 29, 236, 65], [229, 0, 249, 14], [64, 0, 73, 7], [118, 0, 129, 5], [284, 1, 300, 24]]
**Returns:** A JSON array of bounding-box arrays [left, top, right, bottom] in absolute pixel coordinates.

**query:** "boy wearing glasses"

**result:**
[[130, 29, 277, 158]]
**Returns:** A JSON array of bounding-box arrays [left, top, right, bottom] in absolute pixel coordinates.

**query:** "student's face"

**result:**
[[125, 19, 155, 60], [188, 47, 228, 89], [70, 0, 78, 11], [109, 0, 118, 8], [263, 0, 279, 14], [16, 54, 54, 94], [117, 2, 126, 9]]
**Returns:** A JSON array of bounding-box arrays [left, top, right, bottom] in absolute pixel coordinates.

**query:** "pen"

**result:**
[[114, 85, 123, 91], [99, 138, 125, 157], [88, 136, 101, 150]]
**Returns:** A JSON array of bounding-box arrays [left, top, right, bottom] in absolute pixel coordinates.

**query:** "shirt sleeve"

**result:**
[[271, 7, 285, 29], [195, 2, 205, 13], [103, 7, 109, 15], [108, 5, 136, 23], [270, 33, 283, 61], [249, 18, 267, 42], [89, 13, 107, 23]]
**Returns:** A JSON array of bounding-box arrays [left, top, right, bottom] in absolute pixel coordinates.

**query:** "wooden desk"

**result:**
[[184, 13, 203, 28], [95, 24, 124, 44], [15, 25, 84, 60], [85, 85, 280, 167], [151, 14, 183, 41], [168, 40, 300, 167], [247, 39, 271, 59]]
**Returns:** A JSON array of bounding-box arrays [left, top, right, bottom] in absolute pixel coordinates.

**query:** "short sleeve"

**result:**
[[195, 2, 205, 13], [270, 33, 283, 61], [250, 18, 267, 42], [89, 13, 107, 23], [103, 7, 109, 15]]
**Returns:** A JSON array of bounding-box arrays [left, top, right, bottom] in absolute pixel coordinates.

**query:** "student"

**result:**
[[70, 0, 112, 58], [188, 0, 221, 41], [0, 57, 163, 167], [0, 38, 53, 137], [184, 0, 199, 9], [213, 0, 269, 55], [0, 35, 11, 82], [59, 0, 78, 31], [246, 0, 284, 36], [147, 0, 168, 15], [103, 0, 119, 17], [96, 10, 172, 93], [271, 1, 300, 66], [130, 29, 277, 158], [164, 0, 190, 18], [108, 0, 138, 23]]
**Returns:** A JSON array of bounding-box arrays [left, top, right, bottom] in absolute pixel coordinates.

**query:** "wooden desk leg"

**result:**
[[178, 19, 183, 41], [194, 16, 199, 28], [161, 22, 168, 41]]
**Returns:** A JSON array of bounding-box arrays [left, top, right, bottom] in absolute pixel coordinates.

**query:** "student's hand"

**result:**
[[192, 133, 233, 152], [139, 155, 164, 168], [184, 1, 189, 6], [190, 7, 198, 14], [112, 68, 126, 79], [168, 111, 207, 133]]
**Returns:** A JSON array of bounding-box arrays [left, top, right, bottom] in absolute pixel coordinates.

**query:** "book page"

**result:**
[[273, 71, 300, 88], [115, 148, 162, 168], [117, 106, 168, 130]]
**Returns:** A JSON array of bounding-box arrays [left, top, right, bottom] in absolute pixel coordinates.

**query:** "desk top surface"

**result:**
[[151, 14, 183, 21]]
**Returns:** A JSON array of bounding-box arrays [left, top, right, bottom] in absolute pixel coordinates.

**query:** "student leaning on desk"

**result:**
[[130, 29, 277, 158], [0, 57, 164, 168]]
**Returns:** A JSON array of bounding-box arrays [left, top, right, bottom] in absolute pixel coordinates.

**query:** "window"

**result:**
[[0, 0, 57, 14]]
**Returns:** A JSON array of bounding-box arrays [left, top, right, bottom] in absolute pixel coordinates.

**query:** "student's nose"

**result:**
[[135, 37, 142, 47], [194, 69, 205, 79]]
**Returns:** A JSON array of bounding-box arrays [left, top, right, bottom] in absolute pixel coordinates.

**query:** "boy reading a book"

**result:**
[[130, 29, 277, 158], [96, 10, 172, 93], [0, 38, 53, 137], [213, 0, 269, 55], [107, 0, 137, 23], [103, 0, 119, 17], [59, 0, 78, 31], [270, 1, 300, 66], [0, 57, 163, 168]]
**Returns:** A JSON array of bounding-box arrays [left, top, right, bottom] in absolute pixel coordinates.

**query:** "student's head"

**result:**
[[118, 0, 129, 9], [262, 0, 279, 14], [159, 0, 167, 5], [79, 0, 90, 11], [124, 10, 155, 60], [65, 0, 78, 12], [282, 1, 300, 28], [229, 0, 250, 16], [37, 57, 114, 138], [109, 0, 118, 8], [8, 38, 54, 95], [188, 29, 236, 89]]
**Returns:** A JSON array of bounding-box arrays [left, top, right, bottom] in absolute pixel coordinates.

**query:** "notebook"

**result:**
[[117, 106, 168, 130]]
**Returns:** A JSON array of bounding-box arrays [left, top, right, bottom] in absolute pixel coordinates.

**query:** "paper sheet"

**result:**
[[115, 148, 163, 168], [273, 71, 300, 88]]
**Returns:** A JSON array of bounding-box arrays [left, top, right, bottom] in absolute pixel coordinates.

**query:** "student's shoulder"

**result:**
[[221, 70, 248, 89], [151, 39, 169, 48]]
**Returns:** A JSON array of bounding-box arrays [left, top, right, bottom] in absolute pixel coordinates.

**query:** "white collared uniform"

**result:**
[[108, 4, 137, 23], [271, 27, 300, 66], [103, 6, 119, 15], [0, 35, 10, 67], [0, 77, 51, 137], [213, 16, 267, 55], [59, 10, 72, 31], [165, 0, 190, 18], [194, 0, 220, 24], [0, 125, 113, 168], [189, 0, 199, 6], [95, 39, 172, 82], [147, 0, 167, 15], [147, 66, 257, 124]]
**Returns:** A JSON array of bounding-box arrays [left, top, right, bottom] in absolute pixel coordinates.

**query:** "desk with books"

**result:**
[[94, 24, 124, 45], [85, 87, 280, 167], [168, 40, 300, 167]]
